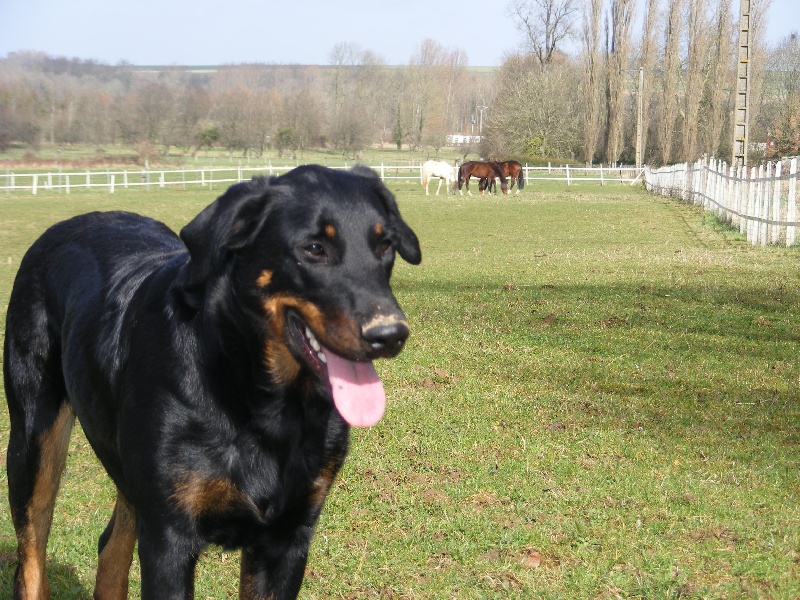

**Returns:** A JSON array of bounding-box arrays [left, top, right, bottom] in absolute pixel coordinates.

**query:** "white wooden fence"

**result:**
[[1, 163, 643, 195], [644, 157, 800, 247]]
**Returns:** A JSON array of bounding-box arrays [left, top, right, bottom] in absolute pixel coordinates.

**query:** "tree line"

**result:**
[[0, 0, 797, 166]]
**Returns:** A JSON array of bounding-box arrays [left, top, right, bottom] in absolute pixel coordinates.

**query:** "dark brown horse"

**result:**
[[482, 160, 525, 194], [497, 160, 525, 192], [458, 161, 508, 195]]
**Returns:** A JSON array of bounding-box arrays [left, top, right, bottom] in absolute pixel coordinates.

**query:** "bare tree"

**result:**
[[701, 0, 735, 158], [507, 0, 580, 69], [487, 53, 581, 159], [764, 32, 800, 156], [680, 0, 713, 162], [639, 0, 660, 163], [329, 44, 385, 153], [747, 0, 775, 158], [581, 0, 604, 164], [605, 0, 636, 164], [656, 0, 683, 164]]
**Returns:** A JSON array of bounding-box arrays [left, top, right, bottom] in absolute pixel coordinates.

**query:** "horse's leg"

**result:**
[[435, 178, 442, 195]]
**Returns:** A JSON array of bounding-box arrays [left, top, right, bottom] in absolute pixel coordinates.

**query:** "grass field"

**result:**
[[0, 177, 798, 598]]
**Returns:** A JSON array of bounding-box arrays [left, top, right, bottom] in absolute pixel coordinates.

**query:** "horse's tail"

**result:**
[[457, 164, 463, 188], [517, 170, 525, 190]]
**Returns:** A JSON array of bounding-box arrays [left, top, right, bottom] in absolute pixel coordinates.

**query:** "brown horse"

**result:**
[[458, 161, 508, 195], [482, 160, 525, 194]]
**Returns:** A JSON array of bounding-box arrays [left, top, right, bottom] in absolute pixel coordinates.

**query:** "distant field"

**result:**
[[0, 144, 486, 168], [1, 180, 798, 598]]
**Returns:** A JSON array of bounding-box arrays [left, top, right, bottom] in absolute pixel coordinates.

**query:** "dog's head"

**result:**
[[180, 165, 421, 427]]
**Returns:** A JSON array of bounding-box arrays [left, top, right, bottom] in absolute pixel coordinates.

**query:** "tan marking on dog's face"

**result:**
[[95, 492, 137, 599], [256, 269, 273, 288], [261, 293, 327, 386], [361, 313, 407, 332], [264, 340, 302, 386], [324, 224, 337, 239], [373, 223, 384, 237], [16, 403, 75, 598]]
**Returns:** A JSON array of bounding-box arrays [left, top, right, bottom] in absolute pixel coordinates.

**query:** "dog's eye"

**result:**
[[304, 242, 327, 260], [379, 239, 393, 257]]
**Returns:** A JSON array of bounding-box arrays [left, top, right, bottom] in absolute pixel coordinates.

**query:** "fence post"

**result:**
[[66, 174, 70, 194], [728, 164, 736, 226], [110, 174, 115, 194], [788, 158, 798, 247], [86, 170, 91, 189], [758, 163, 772, 246], [32, 174, 38, 195], [600, 164, 604, 186], [772, 161, 782, 244], [739, 165, 747, 235], [566, 164, 571, 186], [124, 170, 129, 189], [748, 167, 758, 243], [160, 172, 165, 188]]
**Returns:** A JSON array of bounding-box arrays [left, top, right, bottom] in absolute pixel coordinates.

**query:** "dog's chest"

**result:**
[[171, 432, 346, 548]]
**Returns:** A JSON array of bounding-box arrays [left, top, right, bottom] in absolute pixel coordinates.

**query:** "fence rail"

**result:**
[[644, 157, 800, 247], [1, 163, 643, 195]]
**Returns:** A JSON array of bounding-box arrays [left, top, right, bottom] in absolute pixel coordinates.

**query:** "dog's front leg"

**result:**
[[137, 529, 200, 600], [238, 539, 311, 600]]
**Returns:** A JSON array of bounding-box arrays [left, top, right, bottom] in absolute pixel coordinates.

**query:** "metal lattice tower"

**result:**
[[733, 0, 751, 170]]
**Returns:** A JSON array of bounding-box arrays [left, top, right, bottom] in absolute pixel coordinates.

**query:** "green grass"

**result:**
[[1, 179, 799, 598]]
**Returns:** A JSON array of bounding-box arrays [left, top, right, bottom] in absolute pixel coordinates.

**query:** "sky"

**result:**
[[0, 0, 797, 68]]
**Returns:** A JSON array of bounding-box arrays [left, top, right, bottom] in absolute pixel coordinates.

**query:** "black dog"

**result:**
[[4, 165, 421, 599]]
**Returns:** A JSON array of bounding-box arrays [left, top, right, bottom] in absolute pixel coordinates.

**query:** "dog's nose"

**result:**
[[362, 320, 409, 358]]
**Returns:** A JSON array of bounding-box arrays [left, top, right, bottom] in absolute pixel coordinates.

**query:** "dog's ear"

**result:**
[[180, 176, 273, 285], [352, 166, 422, 265]]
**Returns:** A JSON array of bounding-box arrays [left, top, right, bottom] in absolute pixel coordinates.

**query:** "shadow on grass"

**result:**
[[0, 539, 92, 598]]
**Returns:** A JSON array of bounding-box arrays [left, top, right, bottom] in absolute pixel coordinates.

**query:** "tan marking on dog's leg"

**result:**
[[94, 492, 136, 600], [239, 550, 276, 600], [309, 459, 340, 510], [16, 403, 75, 600]]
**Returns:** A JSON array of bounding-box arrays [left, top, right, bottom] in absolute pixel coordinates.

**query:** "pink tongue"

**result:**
[[322, 347, 386, 427]]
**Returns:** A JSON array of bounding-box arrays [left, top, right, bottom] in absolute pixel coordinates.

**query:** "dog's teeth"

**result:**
[[308, 335, 320, 352], [318, 352, 327, 364], [305, 326, 321, 352]]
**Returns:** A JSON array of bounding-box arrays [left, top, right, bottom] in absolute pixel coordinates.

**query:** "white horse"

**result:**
[[421, 160, 457, 195]]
